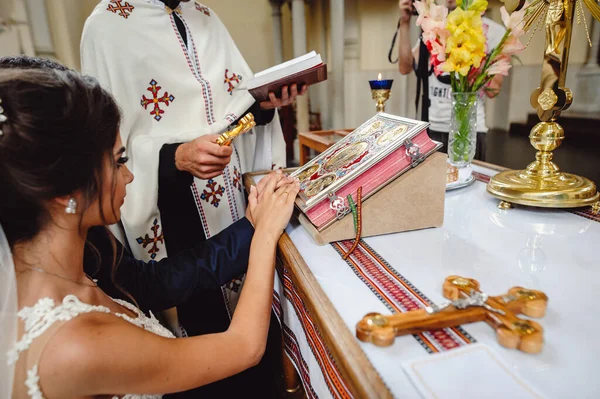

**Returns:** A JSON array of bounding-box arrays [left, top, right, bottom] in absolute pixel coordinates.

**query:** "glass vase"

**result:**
[[448, 92, 478, 168]]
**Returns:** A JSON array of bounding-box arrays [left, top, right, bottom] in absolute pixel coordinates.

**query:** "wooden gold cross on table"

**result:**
[[357, 276, 548, 354]]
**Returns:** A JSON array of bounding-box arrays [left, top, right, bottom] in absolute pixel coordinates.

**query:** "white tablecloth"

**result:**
[[277, 164, 599, 398]]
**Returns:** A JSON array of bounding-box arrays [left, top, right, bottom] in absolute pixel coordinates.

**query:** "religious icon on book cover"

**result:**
[[323, 141, 369, 172], [305, 174, 337, 197], [377, 125, 408, 146], [296, 164, 320, 182]]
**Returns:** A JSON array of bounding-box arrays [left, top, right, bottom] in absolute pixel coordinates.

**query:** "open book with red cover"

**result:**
[[246, 51, 327, 102]]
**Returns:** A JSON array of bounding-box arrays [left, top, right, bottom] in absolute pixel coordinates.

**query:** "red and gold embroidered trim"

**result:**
[[342, 187, 363, 260]]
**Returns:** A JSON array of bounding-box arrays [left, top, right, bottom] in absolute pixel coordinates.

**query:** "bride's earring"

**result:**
[[65, 198, 77, 214]]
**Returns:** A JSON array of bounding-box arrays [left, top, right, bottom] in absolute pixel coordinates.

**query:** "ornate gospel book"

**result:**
[[290, 113, 441, 231]]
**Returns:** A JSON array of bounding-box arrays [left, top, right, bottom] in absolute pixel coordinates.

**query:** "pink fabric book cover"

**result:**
[[290, 113, 440, 230]]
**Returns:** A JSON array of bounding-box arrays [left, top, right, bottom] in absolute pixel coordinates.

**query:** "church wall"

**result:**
[[41, 0, 279, 73], [43, 0, 101, 70], [201, 0, 276, 72]]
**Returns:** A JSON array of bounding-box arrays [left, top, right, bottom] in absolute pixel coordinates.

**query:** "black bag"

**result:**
[[388, 23, 432, 122]]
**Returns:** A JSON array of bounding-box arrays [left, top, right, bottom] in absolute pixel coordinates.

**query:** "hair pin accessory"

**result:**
[[0, 98, 6, 136]]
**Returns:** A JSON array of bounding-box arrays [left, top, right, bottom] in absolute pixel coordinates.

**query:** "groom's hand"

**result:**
[[175, 134, 232, 179]]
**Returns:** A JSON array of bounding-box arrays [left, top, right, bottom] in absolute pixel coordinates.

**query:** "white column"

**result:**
[[270, 0, 284, 65], [314, 0, 330, 129], [586, 18, 600, 66], [292, 0, 310, 135], [45, 0, 81, 69], [330, 0, 345, 129], [571, 17, 600, 112]]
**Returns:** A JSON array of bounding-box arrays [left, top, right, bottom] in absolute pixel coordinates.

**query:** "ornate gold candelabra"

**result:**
[[487, 0, 600, 208], [216, 113, 255, 146]]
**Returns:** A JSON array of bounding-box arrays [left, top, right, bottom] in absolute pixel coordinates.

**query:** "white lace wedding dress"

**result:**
[[7, 295, 175, 399]]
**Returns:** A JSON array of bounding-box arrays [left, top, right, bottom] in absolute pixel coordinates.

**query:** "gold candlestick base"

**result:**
[[371, 89, 391, 113], [487, 121, 599, 208]]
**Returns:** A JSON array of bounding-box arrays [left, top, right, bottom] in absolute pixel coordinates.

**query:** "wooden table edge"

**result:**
[[243, 171, 393, 399]]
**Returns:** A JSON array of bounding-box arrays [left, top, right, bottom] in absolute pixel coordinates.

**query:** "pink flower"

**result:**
[[430, 40, 447, 62], [482, 23, 490, 52], [429, 3, 448, 22], [414, 1, 430, 26], [501, 35, 525, 56], [434, 61, 446, 76], [488, 57, 512, 76], [500, 5, 527, 37]]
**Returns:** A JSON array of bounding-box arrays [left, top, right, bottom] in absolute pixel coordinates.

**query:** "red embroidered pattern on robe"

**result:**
[[232, 166, 242, 192], [195, 3, 211, 16], [140, 79, 175, 122], [136, 219, 164, 260], [106, 0, 135, 19], [224, 69, 242, 95], [201, 179, 226, 207]]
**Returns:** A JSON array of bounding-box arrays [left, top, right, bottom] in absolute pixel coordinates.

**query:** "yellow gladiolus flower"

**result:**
[[442, 53, 472, 76], [468, 0, 488, 12], [456, 0, 488, 12], [443, 44, 472, 75]]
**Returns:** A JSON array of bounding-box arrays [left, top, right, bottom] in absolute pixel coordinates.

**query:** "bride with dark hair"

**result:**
[[0, 67, 299, 398]]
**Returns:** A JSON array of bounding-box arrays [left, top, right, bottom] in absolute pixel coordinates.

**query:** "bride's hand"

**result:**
[[245, 171, 296, 226], [248, 176, 300, 240]]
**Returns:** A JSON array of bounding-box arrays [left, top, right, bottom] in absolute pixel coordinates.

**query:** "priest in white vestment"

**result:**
[[81, 0, 305, 397]]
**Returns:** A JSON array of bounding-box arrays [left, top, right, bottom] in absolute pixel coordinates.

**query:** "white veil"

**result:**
[[0, 224, 17, 397]]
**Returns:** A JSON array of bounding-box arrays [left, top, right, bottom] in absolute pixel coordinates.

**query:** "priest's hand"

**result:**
[[175, 134, 232, 179], [259, 84, 308, 110]]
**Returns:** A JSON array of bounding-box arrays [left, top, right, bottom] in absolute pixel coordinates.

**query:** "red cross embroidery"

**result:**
[[141, 79, 175, 122], [195, 3, 211, 16], [106, 0, 135, 19], [136, 219, 164, 260], [201, 179, 226, 207], [224, 69, 242, 95], [232, 166, 242, 192]]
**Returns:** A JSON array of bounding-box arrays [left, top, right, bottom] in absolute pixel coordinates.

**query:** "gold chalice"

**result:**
[[369, 75, 393, 113]]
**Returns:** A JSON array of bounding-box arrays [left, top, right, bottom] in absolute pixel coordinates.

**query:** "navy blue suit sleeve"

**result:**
[[89, 218, 254, 313]]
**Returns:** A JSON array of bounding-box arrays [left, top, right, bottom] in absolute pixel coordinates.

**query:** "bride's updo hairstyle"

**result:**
[[0, 68, 121, 248]]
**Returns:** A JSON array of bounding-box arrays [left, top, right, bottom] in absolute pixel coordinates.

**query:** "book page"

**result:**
[[247, 52, 322, 89], [254, 51, 317, 78]]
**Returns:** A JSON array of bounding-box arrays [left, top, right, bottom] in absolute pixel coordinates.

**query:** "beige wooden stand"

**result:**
[[298, 151, 447, 245]]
